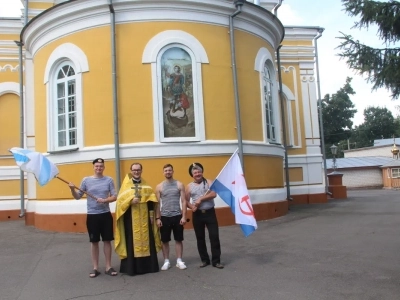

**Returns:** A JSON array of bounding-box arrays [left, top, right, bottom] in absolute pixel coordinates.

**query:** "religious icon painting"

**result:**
[[160, 47, 195, 139]]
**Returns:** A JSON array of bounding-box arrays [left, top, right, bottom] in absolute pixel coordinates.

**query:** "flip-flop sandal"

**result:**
[[105, 267, 118, 276], [89, 269, 100, 278]]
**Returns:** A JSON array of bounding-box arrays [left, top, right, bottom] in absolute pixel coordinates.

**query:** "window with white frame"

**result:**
[[391, 168, 400, 178], [45, 43, 88, 152], [55, 63, 77, 148], [262, 61, 276, 142]]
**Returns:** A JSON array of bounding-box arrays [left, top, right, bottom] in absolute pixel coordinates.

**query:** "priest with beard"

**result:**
[[114, 162, 161, 275]]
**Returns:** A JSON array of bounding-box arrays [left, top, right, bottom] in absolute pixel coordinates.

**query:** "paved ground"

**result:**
[[1, 189, 399, 300]]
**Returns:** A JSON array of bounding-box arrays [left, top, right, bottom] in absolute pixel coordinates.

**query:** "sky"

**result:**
[[1, 0, 398, 126]]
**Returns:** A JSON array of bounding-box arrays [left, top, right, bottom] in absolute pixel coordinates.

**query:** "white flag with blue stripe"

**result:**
[[209, 149, 257, 237], [9, 147, 59, 186]]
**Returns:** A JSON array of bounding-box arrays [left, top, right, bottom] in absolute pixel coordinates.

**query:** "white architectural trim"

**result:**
[[290, 184, 325, 195], [254, 47, 273, 72], [142, 30, 209, 64], [41, 140, 284, 165], [143, 31, 208, 142], [43, 43, 89, 84], [281, 83, 295, 147], [0, 200, 27, 210], [0, 82, 20, 96], [281, 66, 302, 147], [23, 0, 283, 58], [254, 47, 280, 144], [24, 187, 286, 215], [46, 56, 85, 151], [0, 166, 25, 180]]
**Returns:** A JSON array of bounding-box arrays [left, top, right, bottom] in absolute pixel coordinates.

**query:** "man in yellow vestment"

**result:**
[[115, 163, 161, 276]]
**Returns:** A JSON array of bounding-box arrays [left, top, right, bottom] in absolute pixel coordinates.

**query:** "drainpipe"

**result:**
[[15, 0, 29, 217], [273, 0, 283, 17], [230, 0, 244, 169], [108, 0, 121, 188], [314, 28, 331, 195], [15, 40, 25, 217], [24, 0, 29, 25], [276, 45, 292, 201]]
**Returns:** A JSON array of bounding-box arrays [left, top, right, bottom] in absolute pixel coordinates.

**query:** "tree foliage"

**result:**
[[349, 123, 374, 149], [347, 106, 396, 149], [362, 106, 396, 138], [322, 77, 357, 157], [337, 0, 400, 99]]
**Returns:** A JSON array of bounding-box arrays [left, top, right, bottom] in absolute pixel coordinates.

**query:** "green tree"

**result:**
[[349, 123, 374, 148], [337, 0, 400, 99], [362, 106, 396, 138], [322, 77, 357, 157]]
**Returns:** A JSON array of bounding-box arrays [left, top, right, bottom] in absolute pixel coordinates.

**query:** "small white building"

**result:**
[[343, 138, 400, 158], [327, 157, 393, 188]]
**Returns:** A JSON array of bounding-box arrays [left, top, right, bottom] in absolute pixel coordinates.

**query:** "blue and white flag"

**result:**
[[9, 147, 59, 186], [209, 149, 257, 237]]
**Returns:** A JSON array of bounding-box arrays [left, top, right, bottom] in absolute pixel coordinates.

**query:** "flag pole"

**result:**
[[213, 148, 239, 181], [56, 176, 98, 200], [204, 149, 239, 196]]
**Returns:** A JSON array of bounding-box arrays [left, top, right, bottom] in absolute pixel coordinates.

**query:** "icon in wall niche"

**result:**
[[161, 47, 195, 138]]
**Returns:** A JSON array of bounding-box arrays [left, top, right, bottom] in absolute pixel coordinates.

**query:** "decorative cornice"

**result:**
[[23, 0, 284, 57], [0, 64, 20, 72], [284, 26, 323, 40]]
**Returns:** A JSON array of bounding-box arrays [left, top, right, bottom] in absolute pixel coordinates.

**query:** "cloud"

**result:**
[[278, 4, 304, 25], [278, 0, 399, 125], [0, 0, 23, 17]]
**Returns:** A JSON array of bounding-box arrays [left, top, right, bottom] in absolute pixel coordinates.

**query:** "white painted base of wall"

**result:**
[[1, 187, 289, 215]]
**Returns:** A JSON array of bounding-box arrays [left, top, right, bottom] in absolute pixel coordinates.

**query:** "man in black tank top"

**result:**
[[185, 163, 224, 269], [155, 164, 187, 270]]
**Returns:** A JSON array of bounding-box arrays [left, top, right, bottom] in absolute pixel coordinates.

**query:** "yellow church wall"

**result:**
[[288, 167, 303, 182], [281, 40, 313, 47], [0, 34, 20, 41], [35, 154, 284, 200], [280, 63, 307, 155], [28, 2, 53, 10], [234, 30, 275, 141], [0, 93, 20, 155], [33, 26, 114, 152], [290, 100, 299, 147], [115, 21, 248, 143], [0, 157, 18, 166], [0, 70, 19, 83], [0, 179, 26, 196], [33, 21, 277, 149]]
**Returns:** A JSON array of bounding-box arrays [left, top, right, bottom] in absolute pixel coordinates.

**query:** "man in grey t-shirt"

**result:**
[[68, 158, 118, 278]]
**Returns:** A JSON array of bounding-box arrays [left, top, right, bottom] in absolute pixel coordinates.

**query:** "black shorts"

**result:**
[[160, 214, 184, 243], [86, 212, 114, 243]]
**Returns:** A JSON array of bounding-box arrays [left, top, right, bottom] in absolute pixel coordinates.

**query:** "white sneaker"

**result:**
[[161, 261, 171, 271], [176, 261, 187, 270]]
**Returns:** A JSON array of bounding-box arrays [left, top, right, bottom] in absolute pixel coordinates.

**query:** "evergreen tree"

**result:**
[[337, 0, 400, 99]]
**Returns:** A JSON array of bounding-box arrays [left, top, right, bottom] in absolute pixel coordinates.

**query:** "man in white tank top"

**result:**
[[155, 164, 187, 270]]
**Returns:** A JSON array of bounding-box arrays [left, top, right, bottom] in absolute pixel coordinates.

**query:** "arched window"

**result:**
[[55, 63, 77, 147], [263, 62, 276, 142], [143, 30, 208, 142], [254, 47, 280, 144], [45, 43, 88, 152]]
